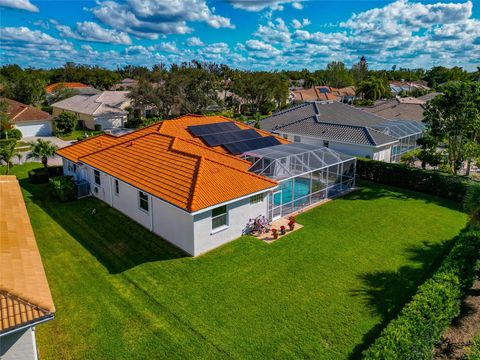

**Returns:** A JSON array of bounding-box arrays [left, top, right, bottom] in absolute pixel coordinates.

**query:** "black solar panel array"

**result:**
[[201, 129, 262, 147], [223, 136, 281, 155], [188, 122, 239, 136], [187, 122, 281, 155]]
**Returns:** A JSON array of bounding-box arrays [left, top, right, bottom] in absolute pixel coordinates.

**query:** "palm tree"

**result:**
[[0, 140, 22, 175], [27, 139, 58, 170], [356, 77, 386, 101]]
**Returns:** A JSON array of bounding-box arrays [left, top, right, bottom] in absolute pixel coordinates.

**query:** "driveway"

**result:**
[[13, 136, 74, 166]]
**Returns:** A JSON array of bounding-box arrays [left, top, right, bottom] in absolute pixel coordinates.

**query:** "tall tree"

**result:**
[[422, 81, 480, 174], [10, 72, 45, 105], [356, 77, 387, 101], [324, 62, 354, 88], [352, 56, 369, 84]]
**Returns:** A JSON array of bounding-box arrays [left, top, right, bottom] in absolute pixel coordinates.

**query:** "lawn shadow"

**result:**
[[348, 239, 456, 359], [344, 181, 463, 212], [19, 178, 188, 274]]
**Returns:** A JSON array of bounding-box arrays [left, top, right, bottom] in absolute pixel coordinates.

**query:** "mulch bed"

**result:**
[[435, 279, 480, 359]]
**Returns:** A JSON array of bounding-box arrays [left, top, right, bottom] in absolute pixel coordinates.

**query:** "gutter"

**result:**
[[0, 314, 55, 338]]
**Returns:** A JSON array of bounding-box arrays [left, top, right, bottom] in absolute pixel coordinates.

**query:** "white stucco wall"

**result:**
[[94, 115, 127, 130], [192, 193, 269, 256]]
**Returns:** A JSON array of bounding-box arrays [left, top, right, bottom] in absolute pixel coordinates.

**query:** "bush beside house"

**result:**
[[49, 176, 75, 201], [363, 230, 480, 359], [356, 158, 471, 203], [54, 111, 76, 136]]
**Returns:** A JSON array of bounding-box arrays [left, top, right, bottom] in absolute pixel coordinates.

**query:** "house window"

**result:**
[[294, 135, 301, 142], [94, 170, 101, 185], [114, 179, 119, 195], [323, 140, 329, 148], [250, 194, 263, 204], [212, 205, 228, 230], [282, 134, 288, 139], [139, 191, 149, 212], [73, 164, 77, 173]]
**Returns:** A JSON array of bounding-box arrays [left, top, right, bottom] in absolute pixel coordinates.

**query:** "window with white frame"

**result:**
[[114, 179, 119, 195], [282, 134, 288, 139], [139, 191, 149, 212], [211, 205, 227, 230], [294, 135, 301, 142], [94, 170, 101, 185], [323, 140, 329, 148], [250, 194, 263, 204]]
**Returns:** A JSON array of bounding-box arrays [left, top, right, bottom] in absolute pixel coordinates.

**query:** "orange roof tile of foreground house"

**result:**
[[45, 82, 89, 93], [57, 115, 281, 212], [0, 176, 55, 333]]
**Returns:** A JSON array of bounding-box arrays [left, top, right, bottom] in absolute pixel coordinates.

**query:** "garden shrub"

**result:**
[[28, 165, 63, 183], [54, 112, 76, 135], [94, 124, 102, 131], [363, 230, 480, 360], [356, 158, 471, 203], [0, 128, 22, 140], [49, 176, 75, 201]]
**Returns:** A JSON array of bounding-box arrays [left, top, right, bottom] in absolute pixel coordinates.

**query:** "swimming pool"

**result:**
[[273, 178, 311, 206]]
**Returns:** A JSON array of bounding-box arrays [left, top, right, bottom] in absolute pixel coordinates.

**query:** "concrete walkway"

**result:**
[[12, 136, 74, 166]]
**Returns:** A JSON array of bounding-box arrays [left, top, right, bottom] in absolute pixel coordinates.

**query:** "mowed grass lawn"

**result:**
[[10, 163, 467, 359]]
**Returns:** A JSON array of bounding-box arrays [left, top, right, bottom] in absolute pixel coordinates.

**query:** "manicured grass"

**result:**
[[57, 129, 102, 141], [9, 164, 467, 359]]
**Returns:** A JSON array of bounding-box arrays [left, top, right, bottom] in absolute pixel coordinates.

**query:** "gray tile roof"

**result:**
[[261, 102, 398, 147], [52, 91, 130, 116]]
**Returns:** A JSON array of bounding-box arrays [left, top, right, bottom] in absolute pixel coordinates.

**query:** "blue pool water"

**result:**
[[274, 178, 310, 205]]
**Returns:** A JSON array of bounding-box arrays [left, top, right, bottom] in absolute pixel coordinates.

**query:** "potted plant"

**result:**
[[280, 225, 286, 235], [288, 216, 296, 231], [271, 228, 278, 239]]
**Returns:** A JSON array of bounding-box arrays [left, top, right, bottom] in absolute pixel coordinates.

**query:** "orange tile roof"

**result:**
[[57, 115, 285, 211], [0, 176, 55, 334], [77, 133, 277, 212], [2, 97, 52, 123], [45, 82, 89, 93]]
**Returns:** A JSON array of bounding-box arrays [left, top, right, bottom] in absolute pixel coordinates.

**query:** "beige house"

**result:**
[[51, 91, 131, 130]]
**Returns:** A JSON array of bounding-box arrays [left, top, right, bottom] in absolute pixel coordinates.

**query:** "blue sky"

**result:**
[[1, 0, 479, 70]]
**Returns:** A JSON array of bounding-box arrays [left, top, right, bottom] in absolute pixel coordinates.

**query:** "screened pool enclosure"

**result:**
[[243, 143, 356, 220], [372, 120, 425, 162]]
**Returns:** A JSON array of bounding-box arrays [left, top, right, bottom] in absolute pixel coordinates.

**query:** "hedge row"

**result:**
[[356, 158, 471, 203], [363, 230, 480, 359], [28, 165, 63, 184]]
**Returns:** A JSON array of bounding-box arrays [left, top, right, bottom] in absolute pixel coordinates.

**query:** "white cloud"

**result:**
[[245, 39, 281, 58], [186, 37, 204, 46], [90, 0, 233, 39], [156, 41, 179, 53], [255, 18, 291, 43], [291, 2, 303, 10], [55, 21, 132, 45], [226, 0, 300, 12], [291, 18, 310, 29], [0, 0, 38, 12]]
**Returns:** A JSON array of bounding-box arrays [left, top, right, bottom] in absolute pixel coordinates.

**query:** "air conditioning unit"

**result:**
[[75, 180, 90, 199]]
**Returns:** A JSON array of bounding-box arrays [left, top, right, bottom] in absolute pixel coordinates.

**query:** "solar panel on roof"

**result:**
[[188, 122, 239, 136], [223, 136, 281, 155], [201, 129, 262, 147]]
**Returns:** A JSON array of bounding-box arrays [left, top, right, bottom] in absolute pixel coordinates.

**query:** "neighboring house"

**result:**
[[110, 78, 139, 91], [2, 98, 53, 137], [261, 101, 424, 162], [361, 96, 427, 122], [45, 82, 99, 96], [292, 86, 356, 104], [417, 92, 441, 102], [51, 91, 131, 130], [0, 176, 55, 360], [389, 80, 430, 95], [57, 115, 356, 255]]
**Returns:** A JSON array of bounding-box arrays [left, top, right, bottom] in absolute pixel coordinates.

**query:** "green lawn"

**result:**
[[57, 129, 103, 141], [9, 163, 467, 359]]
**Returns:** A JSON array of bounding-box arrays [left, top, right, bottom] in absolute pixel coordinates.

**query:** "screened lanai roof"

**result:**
[[372, 120, 425, 139], [244, 143, 355, 180]]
